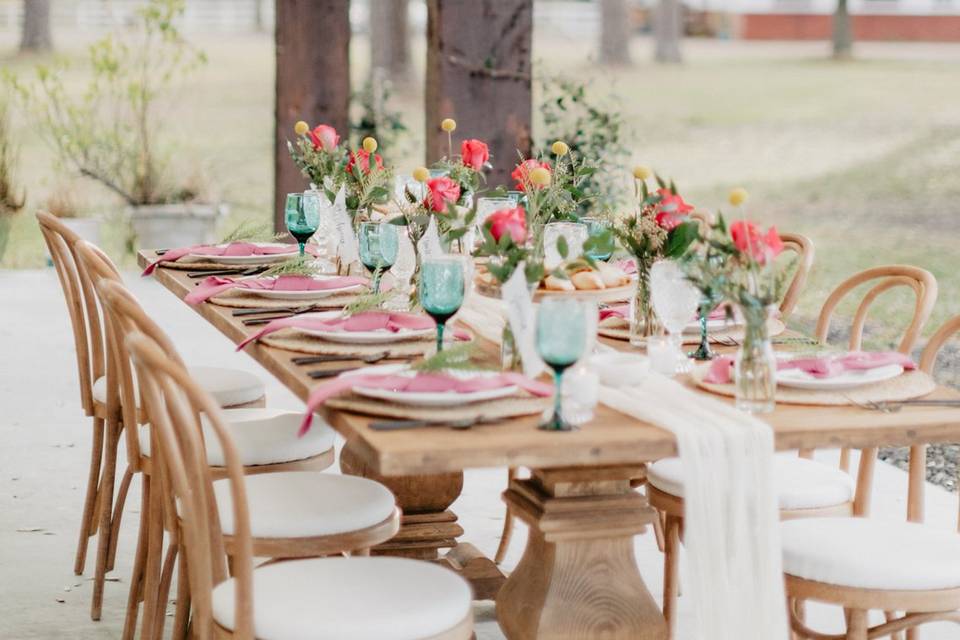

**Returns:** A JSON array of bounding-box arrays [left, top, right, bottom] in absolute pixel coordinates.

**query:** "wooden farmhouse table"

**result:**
[[139, 251, 960, 640]]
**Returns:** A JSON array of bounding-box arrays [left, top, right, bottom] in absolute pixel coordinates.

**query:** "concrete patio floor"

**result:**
[[1, 268, 957, 639]]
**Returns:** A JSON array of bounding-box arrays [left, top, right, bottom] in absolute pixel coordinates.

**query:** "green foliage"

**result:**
[[0, 101, 25, 215], [411, 342, 491, 373], [261, 255, 320, 278], [350, 72, 407, 161], [220, 220, 281, 244], [537, 74, 629, 213], [5, 0, 207, 206], [342, 291, 392, 316]]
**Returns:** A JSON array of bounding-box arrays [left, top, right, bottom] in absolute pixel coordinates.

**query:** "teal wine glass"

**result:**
[[583, 217, 613, 261], [536, 296, 588, 431], [359, 222, 399, 294], [418, 256, 465, 353], [285, 192, 321, 257]]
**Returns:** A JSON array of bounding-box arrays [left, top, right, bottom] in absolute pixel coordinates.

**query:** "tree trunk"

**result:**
[[426, 0, 533, 189], [370, 0, 410, 81], [598, 0, 631, 66], [20, 0, 53, 53], [253, 0, 264, 33], [654, 0, 682, 64], [832, 0, 853, 60], [274, 0, 351, 232]]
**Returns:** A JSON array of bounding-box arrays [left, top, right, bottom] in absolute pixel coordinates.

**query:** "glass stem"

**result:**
[[298, 242, 306, 257], [372, 270, 381, 294], [552, 368, 564, 428], [436, 321, 445, 353]]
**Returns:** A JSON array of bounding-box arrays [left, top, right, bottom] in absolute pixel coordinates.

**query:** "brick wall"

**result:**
[[742, 14, 960, 41]]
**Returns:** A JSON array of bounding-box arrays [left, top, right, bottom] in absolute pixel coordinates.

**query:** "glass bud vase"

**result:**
[[501, 325, 523, 371], [734, 306, 777, 413], [629, 267, 660, 347]]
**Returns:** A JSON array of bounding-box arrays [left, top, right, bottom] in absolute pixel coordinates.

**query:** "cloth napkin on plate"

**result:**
[[142, 242, 316, 276], [235, 311, 470, 350], [298, 371, 553, 435], [704, 350, 917, 384], [185, 274, 368, 305]]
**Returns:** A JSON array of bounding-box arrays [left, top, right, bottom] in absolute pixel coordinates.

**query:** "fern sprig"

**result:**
[[261, 255, 320, 278], [342, 290, 392, 316], [220, 220, 283, 244], [411, 342, 491, 373]]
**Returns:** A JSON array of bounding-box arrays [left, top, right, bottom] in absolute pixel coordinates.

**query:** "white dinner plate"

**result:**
[[246, 276, 365, 300], [302, 324, 434, 345], [344, 365, 517, 407], [184, 243, 298, 265], [776, 363, 904, 391]]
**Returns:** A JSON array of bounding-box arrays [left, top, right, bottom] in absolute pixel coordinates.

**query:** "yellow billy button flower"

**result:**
[[729, 187, 749, 207], [294, 120, 309, 136], [440, 118, 457, 133], [362, 136, 378, 153], [551, 140, 569, 156], [632, 165, 652, 181], [529, 167, 552, 187], [412, 166, 430, 183]]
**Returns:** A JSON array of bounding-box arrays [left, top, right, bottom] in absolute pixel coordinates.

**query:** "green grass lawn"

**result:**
[[2, 32, 959, 354]]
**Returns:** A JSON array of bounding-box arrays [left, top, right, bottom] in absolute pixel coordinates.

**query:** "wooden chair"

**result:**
[[493, 232, 816, 565], [126, 331, 473, 640], [783, 312, 960, 640], [647, 264, 938, 638]]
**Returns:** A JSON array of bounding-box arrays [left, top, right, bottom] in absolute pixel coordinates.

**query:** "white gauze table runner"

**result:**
[[458, 294, 789, 639]]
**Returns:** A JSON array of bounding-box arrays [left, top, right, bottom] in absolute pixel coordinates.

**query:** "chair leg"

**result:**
[[91, 415, 121, 621], [139, 475, 166, 640], [107, 466, 134, 571], [662, 515, 682, 640], [172, 552, 190, 640], [494, 467, 519, 565], [152, 542, 178, 640], [883, 611, 905, 640], [75, 416, 105, 576], [791, 598, 807, 640], [905, 621, 919, 640], [839, 447, 851, 472], [122, 475, 150, 640], [845, 608, 868, 640], [653, 511, 666, 553]]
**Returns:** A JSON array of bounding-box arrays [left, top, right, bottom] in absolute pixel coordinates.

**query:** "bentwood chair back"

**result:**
[[127, 332, 473, 640], [777, 233, 814, 320]]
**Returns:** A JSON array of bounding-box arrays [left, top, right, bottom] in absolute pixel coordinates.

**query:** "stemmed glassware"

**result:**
[[582, 217, 612, 261], [359, 222, 398, 294], [284, 191, 321, 257], [418, 256, 465, 353], [543, 221, 589, 269], [650, 260, 701, 375], [472, 196, 518, 251], [536, 296, 589, 431]]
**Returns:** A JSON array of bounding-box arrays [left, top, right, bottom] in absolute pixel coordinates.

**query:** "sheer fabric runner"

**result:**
[[458, 294, 789, 639]]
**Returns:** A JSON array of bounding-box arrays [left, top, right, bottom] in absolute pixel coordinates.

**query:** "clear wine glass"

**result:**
[[650, 260, 701, 374], [536, 296, 589, 431]]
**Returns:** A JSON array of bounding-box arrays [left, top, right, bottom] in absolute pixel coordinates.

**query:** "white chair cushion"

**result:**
[[139, 408, 334, 467], [213, 471, 397, 538], [648, 453, 855, 511], [782, 517, 960, 591], [93, 365, 264, 408], [211, 556, 472, 640]]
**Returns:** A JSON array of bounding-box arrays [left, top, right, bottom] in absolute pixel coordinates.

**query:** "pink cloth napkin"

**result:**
[[142, 242, 312, 276], [703, 351, 916, 385], [235, 311, 471, 350], [299, 371, 553, 435], [615, 258, 637, 275], [185, 274, 368, 305]]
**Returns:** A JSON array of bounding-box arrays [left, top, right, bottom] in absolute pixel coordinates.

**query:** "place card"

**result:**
[[331, 186, 359, 265], [502, 261, 544, 378], [418, 217, 444, 258]]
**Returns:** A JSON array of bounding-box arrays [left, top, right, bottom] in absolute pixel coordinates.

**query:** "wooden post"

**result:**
[[274, 0, 351, 232], [425, 0, 533, 189]]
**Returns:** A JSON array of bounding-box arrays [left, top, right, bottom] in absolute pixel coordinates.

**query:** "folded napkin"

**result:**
[[599, 304, 728, 323], [299, 371, 553, 435], [142, 242, 313, 276], [235, 311, 470, 350], [185, 274, 368, 305], [704, 350, 916, 385], [614, 258, 637, 275]]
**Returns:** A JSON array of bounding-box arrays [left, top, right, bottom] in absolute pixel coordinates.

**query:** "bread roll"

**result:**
[[544, 275, 576, 291], [571, 270, 605, 290]]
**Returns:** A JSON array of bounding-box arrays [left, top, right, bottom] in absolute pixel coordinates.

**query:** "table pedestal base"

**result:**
[[497, 465, 667, 640]]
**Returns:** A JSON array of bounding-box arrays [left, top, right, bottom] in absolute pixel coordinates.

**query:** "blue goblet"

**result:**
[[285, 192, 321, 257], [536, 296, 588, 431], [359, 222, 398, 294], [418, 256, 465, 353]]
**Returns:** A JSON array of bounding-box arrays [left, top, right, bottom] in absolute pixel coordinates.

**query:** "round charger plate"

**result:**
[[247, 276, 367, 301], [599, 317, 785, 345], [183, 243, 298, 265], [475, 280, 634, 304], [343, 364, 518, 407], [776, 363, 904, 391], [299, 311, 436, 345]]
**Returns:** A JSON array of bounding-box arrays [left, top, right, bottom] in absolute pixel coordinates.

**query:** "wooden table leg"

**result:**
[[340, 442, 507, 600], [497, 465, 667, 640]]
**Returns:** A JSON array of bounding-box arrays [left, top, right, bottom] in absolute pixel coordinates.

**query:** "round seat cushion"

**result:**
[[139, 408, 334, 467], [93, 365, 264, 408], [782, 517, 960, 591], [213, 471, 397, 538], [647, 453, 855, 511], [211, 556, 472, 640]]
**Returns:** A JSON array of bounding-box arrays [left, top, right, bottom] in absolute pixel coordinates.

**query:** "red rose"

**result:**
[[423, 176, 461, 212], [511, 159, 551, 191], [654, 188, 694, 230], [487, 206, 527, 244], [346, 149, 384, 175], [308, 124, 339, 152], [460, 139, 489, 171], [730, 220, 784, 265]]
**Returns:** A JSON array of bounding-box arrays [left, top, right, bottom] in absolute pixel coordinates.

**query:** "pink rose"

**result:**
[[423, 176, 461, 212], [346, 149, 384, 175], [487, 206, 527, 244], [460, 139, 490, 171], [308, 124, 339, 152], [654, 188, 693, 230], [730, 220, 784, 265]]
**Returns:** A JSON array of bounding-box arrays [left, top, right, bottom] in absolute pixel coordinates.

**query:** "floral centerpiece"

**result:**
[[429, 118, 490, 208], [606, 167, 699, 341]]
